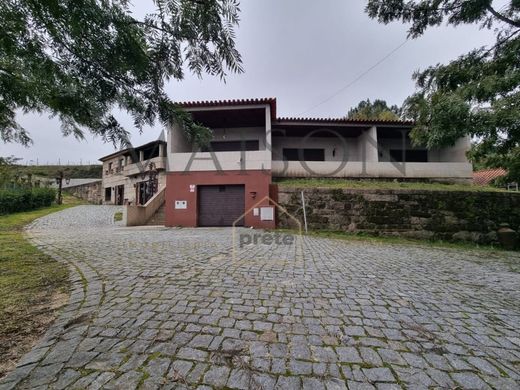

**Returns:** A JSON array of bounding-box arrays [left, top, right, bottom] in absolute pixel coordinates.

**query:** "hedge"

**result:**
[[0, 188, 56, 214]]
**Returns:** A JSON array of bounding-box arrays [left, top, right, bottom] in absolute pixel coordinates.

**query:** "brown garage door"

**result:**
[[198, 185, 245, 227]]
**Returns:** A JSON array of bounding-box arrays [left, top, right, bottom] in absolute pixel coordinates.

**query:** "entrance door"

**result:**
[[198, 185, 245, 227], [137, 181, 156, 205], [115, 185, 124, 205]]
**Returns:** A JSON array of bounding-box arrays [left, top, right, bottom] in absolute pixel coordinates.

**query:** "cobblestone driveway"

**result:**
[[1, 205, 520, 390]]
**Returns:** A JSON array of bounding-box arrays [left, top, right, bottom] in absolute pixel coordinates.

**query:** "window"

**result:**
[[104, 187, 112, 202], [202, 140, 260, 152], [283, 148, 325, 161], [389, 150, 428, 162], [108, 162, 113, 172]]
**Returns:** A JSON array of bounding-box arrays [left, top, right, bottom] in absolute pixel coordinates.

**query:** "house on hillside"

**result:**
[[100, 97, 473, 227]]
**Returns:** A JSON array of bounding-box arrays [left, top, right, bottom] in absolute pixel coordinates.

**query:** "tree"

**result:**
[[347, 99, 401, 120], [0, 156, 21, 187], [366, 1, 520, 182], [0, 0, 243, 147]]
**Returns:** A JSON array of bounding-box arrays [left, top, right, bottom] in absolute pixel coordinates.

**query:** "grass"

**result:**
[[274, 178, 505, 192], [275, 227, 512, 253], [300, 229, 509, 253], [114, 211, 123, 222], [0, 195, 84, 378]]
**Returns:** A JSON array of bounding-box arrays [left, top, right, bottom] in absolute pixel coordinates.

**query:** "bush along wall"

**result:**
[[0, 188, 56, 214], [278, 187, 520, 245]]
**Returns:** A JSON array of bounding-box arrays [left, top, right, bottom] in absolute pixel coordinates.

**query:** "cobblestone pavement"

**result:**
[[1, 205, 520, 390]]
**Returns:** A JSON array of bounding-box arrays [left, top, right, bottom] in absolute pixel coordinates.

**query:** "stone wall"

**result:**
[[278, 187, 520, 244], [65, 180, 102, 204]]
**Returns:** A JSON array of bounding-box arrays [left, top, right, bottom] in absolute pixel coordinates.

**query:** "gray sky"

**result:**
[[0, 0, 497, 165]]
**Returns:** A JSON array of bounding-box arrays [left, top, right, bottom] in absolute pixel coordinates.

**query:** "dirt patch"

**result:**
[[0, 290, 69, 379]]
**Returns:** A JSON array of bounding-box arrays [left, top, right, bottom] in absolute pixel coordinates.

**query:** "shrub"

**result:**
[[0, 188, 56, 214]]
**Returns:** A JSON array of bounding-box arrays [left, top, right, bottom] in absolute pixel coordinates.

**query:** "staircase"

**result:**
[[146, 202, 165, 225]]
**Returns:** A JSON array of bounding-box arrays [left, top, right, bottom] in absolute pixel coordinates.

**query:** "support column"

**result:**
[[358, 126, 379, 162]]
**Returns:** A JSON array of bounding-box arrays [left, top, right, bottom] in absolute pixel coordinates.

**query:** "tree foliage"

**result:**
[[0, 0, 243, 147], [366, 1, 520, 182], [0, 155, 21, 187], [347, 99, 401, 120]]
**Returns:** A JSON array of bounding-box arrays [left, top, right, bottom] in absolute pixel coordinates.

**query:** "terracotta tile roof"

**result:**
[[473, 168, 507, 185], [176, 98, 415, 126], [276, 117, 415, 126], [177, 98, 277, 118]]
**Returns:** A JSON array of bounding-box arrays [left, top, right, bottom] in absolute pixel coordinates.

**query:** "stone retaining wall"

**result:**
[[65, 180, 102, 204], [278, 187, 520, 244]]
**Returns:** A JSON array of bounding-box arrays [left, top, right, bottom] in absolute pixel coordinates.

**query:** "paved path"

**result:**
[[1, 205, 520, 389]]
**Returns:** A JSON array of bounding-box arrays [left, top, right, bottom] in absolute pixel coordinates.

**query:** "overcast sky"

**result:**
[[0, 0, 497, 165]]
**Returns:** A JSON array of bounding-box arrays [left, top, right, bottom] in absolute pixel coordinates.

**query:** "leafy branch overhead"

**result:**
[[0, 0, 243, 147], [366, 0, 520, 181]]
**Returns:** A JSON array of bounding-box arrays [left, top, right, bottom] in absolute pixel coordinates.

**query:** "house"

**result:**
[[473, 168, 507, 186], [100, 97, 473, 227], [99, 139, 167, 205]]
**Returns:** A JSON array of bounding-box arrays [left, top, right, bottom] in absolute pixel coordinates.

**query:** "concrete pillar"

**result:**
[[264, 105, 272, 171], [359, 126, 379, 162], [139, 150, 144, 162], [159, 144, 164, 157]]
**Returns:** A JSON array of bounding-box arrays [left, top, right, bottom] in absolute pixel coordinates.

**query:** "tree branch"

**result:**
[[486, 5, 520, 28], [480, 28, 520, 58]]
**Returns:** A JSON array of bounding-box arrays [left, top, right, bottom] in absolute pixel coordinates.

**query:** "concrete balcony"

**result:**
[[272, 161, 473, 180], [123, 156, 167, 177], [169, 150, 271, 172]]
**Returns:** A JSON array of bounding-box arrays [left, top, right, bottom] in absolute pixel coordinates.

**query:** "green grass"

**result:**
[[113, 211, 123, 222], [299, 229, 507, 253], [274, 178, 505, 192], [0, 195, 84, 378]]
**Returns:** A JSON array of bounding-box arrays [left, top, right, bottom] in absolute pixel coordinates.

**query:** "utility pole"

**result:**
[[55, 170, 70, 205]]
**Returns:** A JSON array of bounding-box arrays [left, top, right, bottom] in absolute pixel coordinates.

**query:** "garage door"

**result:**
[[198, 185, 245, 227]]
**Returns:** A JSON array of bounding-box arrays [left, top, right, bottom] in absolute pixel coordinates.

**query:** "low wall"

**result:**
[[65, 180, 102, 204], [124, 187, 165, 226], [278, 187, 520, 244], [272, 161, 473, 181]]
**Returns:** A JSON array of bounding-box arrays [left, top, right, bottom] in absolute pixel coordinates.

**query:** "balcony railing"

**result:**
[[123, 156, 166, 177], [169, 150, 271, 172], [272, 161, 473, 179]]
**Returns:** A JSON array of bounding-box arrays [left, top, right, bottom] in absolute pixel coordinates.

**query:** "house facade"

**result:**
[[99, 140, 167, 205], [101, 98, 473, 228]]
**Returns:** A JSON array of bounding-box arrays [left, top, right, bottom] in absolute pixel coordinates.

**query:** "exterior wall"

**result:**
[[211, 127, 267, 150], [102, 163, 166, 205], [378, 138, 428, 162], [167, 104, 271, 173], [165, 170, 274, 229], [278, 187, 520, 245], [272, 161, 473, 181], [124, 188, 165, 226], [430, 136, 471, 163], [272, 136, 360, 162], [170, 151, 271, 172], [65, 180, 102, 204]]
